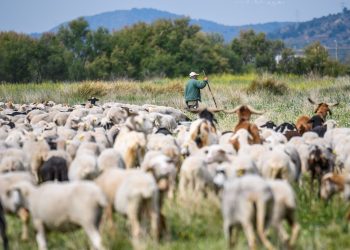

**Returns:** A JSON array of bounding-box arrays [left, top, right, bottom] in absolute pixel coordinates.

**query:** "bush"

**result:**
[[247, 77, 289, 95]]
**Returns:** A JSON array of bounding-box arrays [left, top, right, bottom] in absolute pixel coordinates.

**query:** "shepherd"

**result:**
[[184, 72, 208, 109]]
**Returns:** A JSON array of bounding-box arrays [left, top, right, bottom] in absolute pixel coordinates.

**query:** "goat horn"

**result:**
[[327, 102, 339, 107], [223, 105, 243, 114], [247, 105, 265, 115], [308, 97, 321, 105]]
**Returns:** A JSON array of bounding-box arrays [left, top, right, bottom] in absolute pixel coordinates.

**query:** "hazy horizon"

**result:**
[[0, 0, 347, 33]]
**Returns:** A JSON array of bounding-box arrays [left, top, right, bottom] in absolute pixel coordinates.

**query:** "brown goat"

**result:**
[[295, 98, 339, 134], [225, 105, 264, 150]]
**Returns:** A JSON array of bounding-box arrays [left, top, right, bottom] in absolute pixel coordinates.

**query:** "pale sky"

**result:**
[[0, 0, 347, 33]]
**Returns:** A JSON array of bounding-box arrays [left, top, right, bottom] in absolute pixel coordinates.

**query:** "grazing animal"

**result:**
[[308, 145, 334, 197], [222, 175, 275, 250], [296, 98, 339, 134], [39, 156, 69, 183], [8, 181, 107, 250], [225, 105, 264, 149]]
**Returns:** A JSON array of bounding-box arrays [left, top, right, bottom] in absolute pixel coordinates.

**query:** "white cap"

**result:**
[[189, 72, 199, 77]]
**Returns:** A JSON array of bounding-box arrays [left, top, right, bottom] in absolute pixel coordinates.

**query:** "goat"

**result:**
[[308, 145, 334, 197], [225, 105, 264, 150]]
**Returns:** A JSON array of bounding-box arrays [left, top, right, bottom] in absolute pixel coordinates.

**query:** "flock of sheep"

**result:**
[[0, 97, 349, 250]]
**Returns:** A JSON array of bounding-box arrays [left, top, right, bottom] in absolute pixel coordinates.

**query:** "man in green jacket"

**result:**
[[184, 71, 208, 109]]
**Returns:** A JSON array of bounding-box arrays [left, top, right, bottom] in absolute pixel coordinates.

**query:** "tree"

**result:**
[[0, 32, 36, 83], [304, 42, 329, 75], [57, 18, 90, 80]]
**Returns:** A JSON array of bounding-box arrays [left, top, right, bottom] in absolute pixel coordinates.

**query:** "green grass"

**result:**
[[2, 73, 350, 249]]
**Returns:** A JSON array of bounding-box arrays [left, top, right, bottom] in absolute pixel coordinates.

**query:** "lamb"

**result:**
[[222, 175, 275, 250], [7, 181, 107, 250]]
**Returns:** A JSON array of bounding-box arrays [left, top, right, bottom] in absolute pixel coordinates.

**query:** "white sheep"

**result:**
[[114, 171, 160, 242], [260, 148, 296, 183], [222, 175, 275, 250], [0, 172, 35, 240], [114, 128, 147, 169], [7, 181, 107, 250], [97, 148, 125, 172], [266, 180, 300, 248]]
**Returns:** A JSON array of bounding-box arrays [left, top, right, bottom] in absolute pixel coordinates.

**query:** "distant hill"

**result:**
[[269, 8, 350, 50], [46, 8, 292, 42]]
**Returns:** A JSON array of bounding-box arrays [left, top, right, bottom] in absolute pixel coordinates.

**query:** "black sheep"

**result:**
[[39, 156, 69, 183]]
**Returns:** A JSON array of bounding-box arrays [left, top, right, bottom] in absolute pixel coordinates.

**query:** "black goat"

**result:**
[[39, 156, 69, 183], [0, 201, 9, 250], [308, 115, 324, 129]]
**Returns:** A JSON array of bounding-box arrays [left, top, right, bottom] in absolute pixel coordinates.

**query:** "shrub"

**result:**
[[247, 77, 289, 95]]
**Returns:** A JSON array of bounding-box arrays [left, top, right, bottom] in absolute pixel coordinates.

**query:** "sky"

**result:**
[[0, 0, 348, 33]]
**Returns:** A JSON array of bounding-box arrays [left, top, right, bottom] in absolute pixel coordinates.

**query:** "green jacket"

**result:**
[[184, 79, 208, 102]]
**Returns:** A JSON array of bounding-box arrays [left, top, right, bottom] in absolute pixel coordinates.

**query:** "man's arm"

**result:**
[[195, 77, 208, 89]]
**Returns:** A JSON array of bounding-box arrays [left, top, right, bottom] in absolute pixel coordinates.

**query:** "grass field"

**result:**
[[2, 73, 350, 250]]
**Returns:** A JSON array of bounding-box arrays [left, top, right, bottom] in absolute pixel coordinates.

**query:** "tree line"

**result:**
[[0, 17, 348, 83]]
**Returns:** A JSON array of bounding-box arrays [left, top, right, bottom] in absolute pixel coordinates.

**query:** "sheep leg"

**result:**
[[83, 225, 105, 250], [18, 208, 29, 241], [287, 211, 300, 248], [127, 202, 142, 241], [33, 219, 47, 250], [256, 200, 275, 250], [149, 205, 160, 241], [242, 222, 256, 250], [277, 224, 289, 245], [103, 204, 115, 230]]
